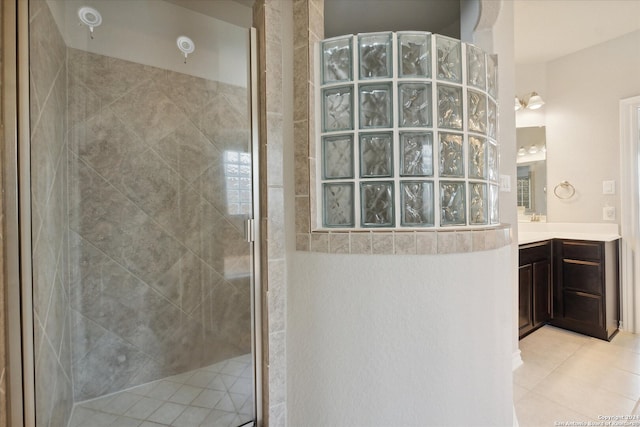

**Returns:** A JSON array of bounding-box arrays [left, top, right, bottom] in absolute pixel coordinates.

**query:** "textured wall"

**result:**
[[546, 30, 640, 224], [67, 47, 252, 401], [29, 1, 73, 426]]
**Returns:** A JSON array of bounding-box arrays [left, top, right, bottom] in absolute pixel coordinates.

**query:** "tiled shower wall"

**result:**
[[67, 47, 252, 402], [29, 1, 73, 426]]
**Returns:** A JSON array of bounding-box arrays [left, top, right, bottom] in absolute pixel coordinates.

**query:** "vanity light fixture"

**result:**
[[518, 146, 527, 156], [526, 92, 545, 109], [515, 91, 545, 111], [528, 145, 538, 154]]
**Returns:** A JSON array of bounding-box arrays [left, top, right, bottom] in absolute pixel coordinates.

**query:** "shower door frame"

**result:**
[[2, 2, 264, 425]]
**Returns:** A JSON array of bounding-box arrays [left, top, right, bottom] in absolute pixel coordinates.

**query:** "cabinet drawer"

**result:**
[[562, 259, 602, 294], [519, 241, 551, 265], [562, 240, 602, 261], [563, 291, 602, 326]]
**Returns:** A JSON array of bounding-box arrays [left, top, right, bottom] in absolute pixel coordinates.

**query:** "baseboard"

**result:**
[[512, 348, 523, 371]]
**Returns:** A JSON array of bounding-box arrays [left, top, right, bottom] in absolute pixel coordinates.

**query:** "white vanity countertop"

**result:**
[[518, 222, 621, 245]]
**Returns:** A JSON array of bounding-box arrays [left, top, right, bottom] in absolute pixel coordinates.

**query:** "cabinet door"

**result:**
[[533, 260, 551, 325], [519, 265, 533, 334]]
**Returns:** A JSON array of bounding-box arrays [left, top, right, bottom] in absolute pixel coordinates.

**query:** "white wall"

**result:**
[[288, 250, 513, 427], [470, 0, 521, 373], [545, 30, 640, 223], [47, 0, 249, 86]]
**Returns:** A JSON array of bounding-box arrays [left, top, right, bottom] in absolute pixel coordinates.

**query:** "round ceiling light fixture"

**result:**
[[177, 36, 195, 63], [78, 6, 102, 39]]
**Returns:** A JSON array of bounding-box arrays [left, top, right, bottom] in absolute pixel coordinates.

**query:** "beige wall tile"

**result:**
[[372, 233, 394, 255], [437, 231, 456, 254], [310, 232, 329, 253], [456, 231, 473, 253], [350, 233, 372, 254], [394, 233, 416, 255], [472, 230, 486, 252], [416, 232, 437, 255], [329, 233, 350, 254]]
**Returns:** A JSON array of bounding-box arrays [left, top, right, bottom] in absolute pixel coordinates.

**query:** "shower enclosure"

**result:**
[[21, 1, 260, 426]]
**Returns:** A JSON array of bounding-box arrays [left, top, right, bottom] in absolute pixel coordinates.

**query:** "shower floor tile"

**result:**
[[67, 354, 254, 427]]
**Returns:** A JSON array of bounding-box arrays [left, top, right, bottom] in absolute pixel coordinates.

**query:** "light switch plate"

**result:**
[[603, 206, 615, 221], [500, 175, 511, 192], [602, 180, 616, 194]]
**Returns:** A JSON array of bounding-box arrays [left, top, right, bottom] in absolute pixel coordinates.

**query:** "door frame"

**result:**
[[2, 2, 263, 425], [619, 95, 640, 333], [3, 0, 36, 425]]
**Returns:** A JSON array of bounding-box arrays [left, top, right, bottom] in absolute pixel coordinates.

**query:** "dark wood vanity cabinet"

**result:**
[[552, 239, 619, 341], [519, 241, 552, 338], [518, 238, 620, 341]]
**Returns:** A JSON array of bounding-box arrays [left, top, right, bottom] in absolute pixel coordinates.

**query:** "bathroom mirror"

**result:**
[[516, 126, 547, 220]]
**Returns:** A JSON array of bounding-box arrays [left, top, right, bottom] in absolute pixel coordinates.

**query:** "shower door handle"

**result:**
[[245, 218, 255, 243]]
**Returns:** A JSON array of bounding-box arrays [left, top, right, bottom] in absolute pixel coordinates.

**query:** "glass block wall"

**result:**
[[318, 31, 499, 229]]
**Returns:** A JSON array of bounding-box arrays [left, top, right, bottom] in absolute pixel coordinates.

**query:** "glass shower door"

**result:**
[[28, 1, 257, 426]]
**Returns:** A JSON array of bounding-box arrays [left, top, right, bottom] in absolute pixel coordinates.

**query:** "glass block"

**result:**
[[439, 132, 464, 177], [322, 36, 352, 84], [360, 133, 393, 178], [399, 83, 431, 127], [400, 132, 433, 177], [489, 185, 500, 224], [440, 182, 466, 226], [359, 84, 392, 128], [239, 177, 251, 190], [468, 136, 487, 179], [323, 86, 353, 132], [466, 44, 486, 90], [322, 134, 354, 179], [361, 181, 394, 227], [324, 183, 354, 227], [487, 99, 497, 139], [469, 182, 488, 225], [436, 35, 461, 83], [398, 32, 431, 78], [400, 181, 434, 227], [437, 85, 463, 130], [467, 90, 487, 134], [487, 142, 498, 182], [359, 33, 392, 79], [487, 54, 498, 99], [489, 184, 499, 224]]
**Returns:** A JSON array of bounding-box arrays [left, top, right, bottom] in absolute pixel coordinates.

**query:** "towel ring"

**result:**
[[553, 181, 575, 199]]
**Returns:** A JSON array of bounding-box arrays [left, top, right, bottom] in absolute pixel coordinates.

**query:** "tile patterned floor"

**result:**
[[515, 326, 640, 426], [68, 354, 254, 427]]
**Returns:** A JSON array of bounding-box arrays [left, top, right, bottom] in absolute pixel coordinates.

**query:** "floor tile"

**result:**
[[185, 370, 218, 388], [515, 326, 640, 426], [170, 406, 211, 427], [145, 381, 182, 400], [102, 391, 142, 415], [124, 397, 165, 420], [191, 389, 226, 409], [201, 409, 237, 427], [147, 401, 187, 425], [168, 385, 204, 405], [533, 370, 637, 418], [108, 416, 143, 426], [67, 354, 254, 427], [515, 391, 594, 427]]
